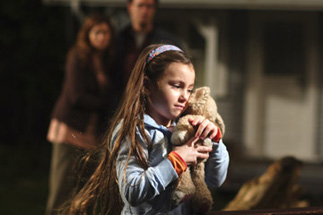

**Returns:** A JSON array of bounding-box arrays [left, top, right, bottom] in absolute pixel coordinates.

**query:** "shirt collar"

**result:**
[[143, 114, 175, 135]]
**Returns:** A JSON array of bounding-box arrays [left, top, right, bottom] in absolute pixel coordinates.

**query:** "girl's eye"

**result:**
[[172, 84, 181, 88], [188, 89, 193, 94]]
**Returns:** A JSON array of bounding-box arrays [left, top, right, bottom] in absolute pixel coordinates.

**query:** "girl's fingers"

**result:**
[[206, 124, 219, 140], [198, 153, 210, 160], [200, 124, 214, 140], [209, 131, 216, 140], [187, 136, 199, 146], [172, 137, 212, 166], [190, 117, 218, 140], [195, 119, 210, 138], [196, 145, 212, 160], [188, 116, 203, 126], [197, 145, 213, 153]]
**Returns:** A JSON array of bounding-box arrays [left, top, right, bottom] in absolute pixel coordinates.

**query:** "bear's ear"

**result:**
[[187, 86, 211, 112], [202, 86, 210, 94], [193, 86, 210, 102]]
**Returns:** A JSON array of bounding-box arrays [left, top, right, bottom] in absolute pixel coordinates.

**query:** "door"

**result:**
[[243, 12, 319, 161]]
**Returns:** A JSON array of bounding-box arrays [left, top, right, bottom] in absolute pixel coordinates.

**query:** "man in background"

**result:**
[[117, 0, 180, 88]]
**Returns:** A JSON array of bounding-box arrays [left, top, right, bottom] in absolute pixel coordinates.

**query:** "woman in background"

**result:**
[[45, 14, 117, 215]]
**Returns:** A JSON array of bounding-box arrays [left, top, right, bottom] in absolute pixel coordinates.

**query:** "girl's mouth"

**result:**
[[175, 105, 185, 110]]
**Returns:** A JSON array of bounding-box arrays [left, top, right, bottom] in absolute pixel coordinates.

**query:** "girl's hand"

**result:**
[[188, 116, 219, 141], [172, 136, 212, 166]]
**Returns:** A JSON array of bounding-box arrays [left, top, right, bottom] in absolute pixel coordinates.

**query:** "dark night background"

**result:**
[[1, 1, 71, 214]]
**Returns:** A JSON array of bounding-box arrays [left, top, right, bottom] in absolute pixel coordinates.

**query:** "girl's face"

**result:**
[[146, 62, 195, 127], [89, 22, 111, 51]]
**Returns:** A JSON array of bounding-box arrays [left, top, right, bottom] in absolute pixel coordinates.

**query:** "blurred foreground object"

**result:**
[[223, 156, 308, 211]]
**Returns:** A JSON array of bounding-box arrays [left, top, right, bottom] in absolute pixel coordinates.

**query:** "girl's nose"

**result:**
[[179, 90, 190, 102]]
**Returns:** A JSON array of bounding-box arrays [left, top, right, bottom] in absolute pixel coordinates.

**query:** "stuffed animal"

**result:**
[[170, 86, 225, 214]]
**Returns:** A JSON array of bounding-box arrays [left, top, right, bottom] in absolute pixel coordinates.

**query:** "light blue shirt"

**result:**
[[112, 114, 229, 215]]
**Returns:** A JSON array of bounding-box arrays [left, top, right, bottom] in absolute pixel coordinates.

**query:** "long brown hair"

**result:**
[[68, 14, 115, 66], [61, 44, 193, 215]]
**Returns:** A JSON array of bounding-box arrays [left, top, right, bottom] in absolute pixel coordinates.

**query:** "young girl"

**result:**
[[63, 44, 229, 215]]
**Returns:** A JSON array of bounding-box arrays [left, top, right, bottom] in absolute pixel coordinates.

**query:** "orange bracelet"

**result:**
[[168, 151, 187, 175], [212, 126, 222, 143]]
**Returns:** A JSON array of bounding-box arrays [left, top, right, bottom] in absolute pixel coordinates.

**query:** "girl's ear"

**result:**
[[143, 77, 151, 96]]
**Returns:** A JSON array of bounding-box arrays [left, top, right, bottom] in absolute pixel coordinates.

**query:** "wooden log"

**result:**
[[223, 156, 308, 211]]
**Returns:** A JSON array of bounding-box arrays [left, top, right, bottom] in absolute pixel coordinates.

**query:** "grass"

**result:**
[[0, 144, 51, 215]]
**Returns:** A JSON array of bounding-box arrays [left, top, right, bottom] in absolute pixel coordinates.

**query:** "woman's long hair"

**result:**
[[61, 44, 192, 215], [68, 14, 115, 67]]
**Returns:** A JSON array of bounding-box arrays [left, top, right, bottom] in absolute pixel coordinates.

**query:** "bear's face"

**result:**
[[184, 87, 218, 122]]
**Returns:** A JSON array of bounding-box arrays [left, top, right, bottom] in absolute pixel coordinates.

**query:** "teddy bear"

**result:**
[[170, 86, 225, 214]]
